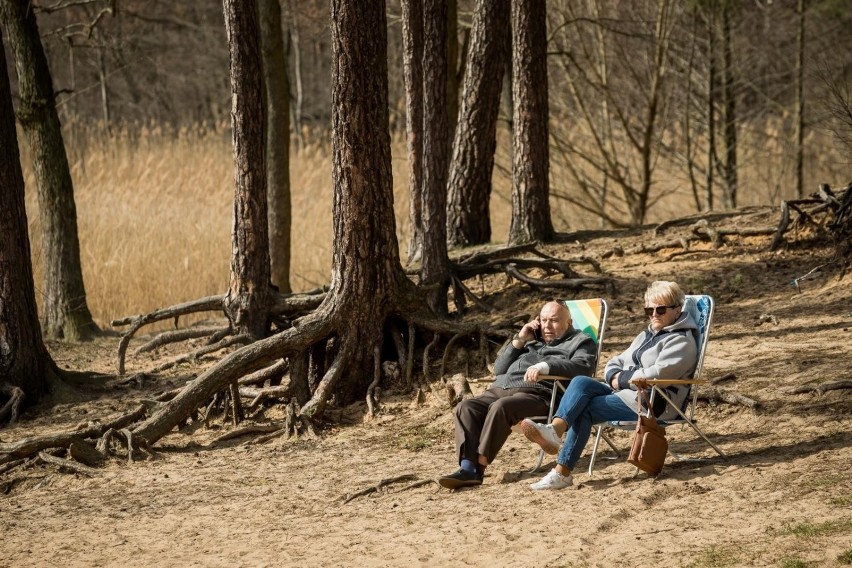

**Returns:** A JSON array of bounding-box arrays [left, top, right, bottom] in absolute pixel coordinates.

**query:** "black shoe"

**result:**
[[438, 468, 483, 489]]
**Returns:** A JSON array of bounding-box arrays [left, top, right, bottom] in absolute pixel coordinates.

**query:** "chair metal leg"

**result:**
[[654, 387, 727, 458], [529, 449, 545, 473]]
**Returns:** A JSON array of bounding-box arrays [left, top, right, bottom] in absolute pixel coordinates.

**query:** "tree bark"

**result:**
[[0, 25, 59, 412], [793, 0, 806, 200], [259, 0, 293, 293], [0, 0, 98, 341], [720, 2, 737, 209], [420, 0, 451, 314], [401, 0, 425, 264], [319, 0, 416, 405], [508, 0, 553, 245], [222, 0, 273, 340], [445, 0, 508, 248]]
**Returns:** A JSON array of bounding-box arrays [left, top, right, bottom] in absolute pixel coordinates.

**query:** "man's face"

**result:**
[[539, 302, 570, 343]]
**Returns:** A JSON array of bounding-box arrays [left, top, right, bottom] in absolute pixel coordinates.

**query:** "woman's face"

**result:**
[[645, 297, 681, 331]]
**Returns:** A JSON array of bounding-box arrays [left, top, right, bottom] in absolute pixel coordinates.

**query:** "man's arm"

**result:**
[[541, 335, 597, 378]]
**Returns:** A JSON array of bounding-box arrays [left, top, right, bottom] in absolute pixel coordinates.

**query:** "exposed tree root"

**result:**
[[134, 326, 229, 355], [112, 290, 326, 375], [341, 473, 419, 504], [239, 385, 291, 409], [787, 380, 852, 398], [0, 384, 25, 426], [210, 424, 283, 444], [771, 183, 851, 252], [697, 388, 760, 409], [150, 334, 252, 374], [37, 451, 100, 476]]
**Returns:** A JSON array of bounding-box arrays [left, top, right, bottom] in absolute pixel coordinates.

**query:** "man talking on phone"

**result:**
[[438, 301, 597, 489]]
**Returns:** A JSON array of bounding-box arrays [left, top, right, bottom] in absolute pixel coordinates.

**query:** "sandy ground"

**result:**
[[2, 209, 851, 568]]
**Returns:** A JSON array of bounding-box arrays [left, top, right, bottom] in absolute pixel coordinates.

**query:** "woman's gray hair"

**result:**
[[644, 281, 686, 307]]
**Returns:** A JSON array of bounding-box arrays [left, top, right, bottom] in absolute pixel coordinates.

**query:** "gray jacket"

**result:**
[[492, 329, 597, 393], [604, 312, 699, 420]]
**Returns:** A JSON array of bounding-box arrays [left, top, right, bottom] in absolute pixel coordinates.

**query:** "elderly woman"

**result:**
[[521, 281, 699, 490]]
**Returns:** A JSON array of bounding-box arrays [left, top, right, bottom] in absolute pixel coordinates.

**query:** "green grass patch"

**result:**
[[778, 518, 852, 538], [838, 549, 852, 565]]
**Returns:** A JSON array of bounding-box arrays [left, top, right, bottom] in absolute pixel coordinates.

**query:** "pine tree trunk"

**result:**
[[508, 0, 553, 245], [446, 0, 508, 248], [0, 26, 57, 408], [324, 0, 413, 404], [720, 3, 738, 209], [222, 0, 273, 340], [0, 0, 98, 341], [420, 0, 451, 315], [259, 0, 292, 293], [401, 0, 425, 265]]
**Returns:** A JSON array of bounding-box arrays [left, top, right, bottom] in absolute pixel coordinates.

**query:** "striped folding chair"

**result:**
[[530, 298, 609, 472]]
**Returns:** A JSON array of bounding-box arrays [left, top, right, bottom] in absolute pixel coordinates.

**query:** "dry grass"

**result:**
[[19, 118, 847, 331]]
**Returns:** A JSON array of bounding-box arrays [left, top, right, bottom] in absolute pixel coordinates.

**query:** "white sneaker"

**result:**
[[530, 468, 573, 490], [519, 418, 561, 455]]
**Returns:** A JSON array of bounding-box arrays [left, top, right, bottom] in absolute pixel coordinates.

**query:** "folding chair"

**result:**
[[530, 298, 609, 472], [586, 294, 726, 476]]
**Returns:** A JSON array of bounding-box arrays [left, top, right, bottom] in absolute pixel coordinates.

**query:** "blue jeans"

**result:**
[[553, 376, 637, 470]]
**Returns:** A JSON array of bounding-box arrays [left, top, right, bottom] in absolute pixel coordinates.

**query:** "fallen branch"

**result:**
[[341, 474, 419, 504], [134, 326, 229, 355]]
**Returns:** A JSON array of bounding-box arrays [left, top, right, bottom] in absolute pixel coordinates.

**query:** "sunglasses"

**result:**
[[644, 305, 679, 317]]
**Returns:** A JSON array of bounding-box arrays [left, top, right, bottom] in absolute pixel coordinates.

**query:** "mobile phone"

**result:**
[[533, 318, 542, 341]]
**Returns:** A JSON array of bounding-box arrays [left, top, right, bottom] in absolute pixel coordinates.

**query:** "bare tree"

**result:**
[[259, 0, 293, 293], [222, 0, 273, 339], [0, 26, 62, 425], [793, 0, 806, 200], [549, 0, 677, 227], [508, 0, 553, 244], [446, 0, 509, 248], [0, 0, 98, 341]]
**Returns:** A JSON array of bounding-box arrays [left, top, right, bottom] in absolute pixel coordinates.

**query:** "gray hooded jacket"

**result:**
[[604, 312, 699, 420]]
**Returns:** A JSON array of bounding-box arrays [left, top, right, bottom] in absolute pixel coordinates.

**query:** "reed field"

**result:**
[[19, 120, 848, 332]]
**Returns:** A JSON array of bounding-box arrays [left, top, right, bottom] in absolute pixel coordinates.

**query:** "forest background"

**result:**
[[7, 0, 851, 329]]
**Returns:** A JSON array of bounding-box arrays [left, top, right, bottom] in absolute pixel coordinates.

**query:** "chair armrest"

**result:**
[[467, 378, 495, 384], [629, 378, 705, 388], [537, 374, 570, 382]]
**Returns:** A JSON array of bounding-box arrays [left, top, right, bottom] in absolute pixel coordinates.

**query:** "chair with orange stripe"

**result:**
[[530, 298, 609, 472]]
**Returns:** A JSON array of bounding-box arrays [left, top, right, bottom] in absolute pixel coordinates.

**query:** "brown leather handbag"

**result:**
[[627, 389, 668, 476]]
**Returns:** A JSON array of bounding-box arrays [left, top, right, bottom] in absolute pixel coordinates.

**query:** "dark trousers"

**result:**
[[454, 386, 551, 465]]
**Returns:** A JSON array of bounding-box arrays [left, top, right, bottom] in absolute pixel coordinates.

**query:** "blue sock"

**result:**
[[459, 459, 477, 473]]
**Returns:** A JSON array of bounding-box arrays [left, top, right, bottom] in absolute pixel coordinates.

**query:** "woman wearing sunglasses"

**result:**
[[520, 281, 698, 490]]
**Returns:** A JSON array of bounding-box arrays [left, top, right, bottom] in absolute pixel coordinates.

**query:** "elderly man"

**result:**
[[438, 301, 597, 489]]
